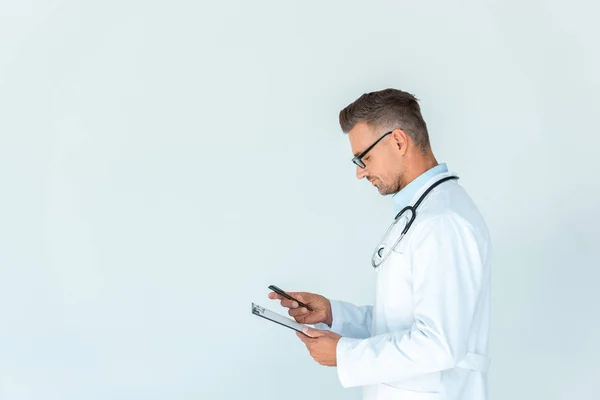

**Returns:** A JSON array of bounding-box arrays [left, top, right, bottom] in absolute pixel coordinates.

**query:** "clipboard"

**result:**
[[251, 302, 310, 336]]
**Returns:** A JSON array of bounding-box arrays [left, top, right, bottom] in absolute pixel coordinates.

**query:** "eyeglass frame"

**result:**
[[351, 130, 394, 168]]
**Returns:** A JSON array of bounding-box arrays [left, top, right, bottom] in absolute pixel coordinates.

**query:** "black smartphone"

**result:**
[[268, 285, 314, 312]]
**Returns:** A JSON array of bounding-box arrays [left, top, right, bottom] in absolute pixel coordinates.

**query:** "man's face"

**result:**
[[348, 122, 405, 195]]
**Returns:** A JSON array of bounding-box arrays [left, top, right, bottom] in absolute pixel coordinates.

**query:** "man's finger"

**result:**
[[296, 331, 312, 343], [280, 299, 299, 309], [268, 292, 285, 301], [302, 326, 324, 338], [268, 290, 298, 300], [288, 307, 308, 317]]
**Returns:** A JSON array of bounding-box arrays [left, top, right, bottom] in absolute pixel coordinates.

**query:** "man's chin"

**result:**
[[370, 180, 394, 195], [376, 186, 393, 196]]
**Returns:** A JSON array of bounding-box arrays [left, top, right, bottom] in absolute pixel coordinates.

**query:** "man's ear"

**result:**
[[392, 128, 409, 155]]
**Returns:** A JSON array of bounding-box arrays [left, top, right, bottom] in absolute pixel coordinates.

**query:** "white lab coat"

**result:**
[[318, 172, 491, 400]]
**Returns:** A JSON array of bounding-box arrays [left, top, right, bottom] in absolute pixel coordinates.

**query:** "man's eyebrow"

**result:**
[[353, 148, 365, 157]]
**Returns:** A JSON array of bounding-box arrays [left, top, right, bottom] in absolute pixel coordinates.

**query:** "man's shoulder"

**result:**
[[414, 183, 489, 240]]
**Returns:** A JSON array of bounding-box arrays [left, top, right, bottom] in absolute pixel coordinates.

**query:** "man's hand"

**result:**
[[296, 327, 342, 367], [268, 291, 332, 326]]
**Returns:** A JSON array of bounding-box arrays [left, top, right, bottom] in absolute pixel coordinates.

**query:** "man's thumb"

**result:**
[[302, 327, 323, 338]]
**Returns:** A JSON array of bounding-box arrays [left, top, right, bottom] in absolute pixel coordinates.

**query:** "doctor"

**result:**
[[269, 88, 491, 400]]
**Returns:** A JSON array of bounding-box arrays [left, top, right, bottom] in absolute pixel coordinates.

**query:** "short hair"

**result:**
[[339, 88, 431, 152]]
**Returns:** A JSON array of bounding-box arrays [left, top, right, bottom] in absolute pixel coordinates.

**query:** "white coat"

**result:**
[[317, 172, 491, 400]]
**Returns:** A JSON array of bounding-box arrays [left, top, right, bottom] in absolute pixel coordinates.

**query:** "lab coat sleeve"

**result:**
[[314, 300, 373, 339], [336, 215, 486, 387]]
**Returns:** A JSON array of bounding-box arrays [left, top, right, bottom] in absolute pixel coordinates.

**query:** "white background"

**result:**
[[1, 1, 599, 399]]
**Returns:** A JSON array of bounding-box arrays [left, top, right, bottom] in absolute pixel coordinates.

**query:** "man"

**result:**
[[269, 88, 491, 400]]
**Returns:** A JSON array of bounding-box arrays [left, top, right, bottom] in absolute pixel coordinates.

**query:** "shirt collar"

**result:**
[[392, 163, 448, 214]]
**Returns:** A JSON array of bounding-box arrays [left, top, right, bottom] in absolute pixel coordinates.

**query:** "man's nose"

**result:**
[[356, 165, 368, 179]]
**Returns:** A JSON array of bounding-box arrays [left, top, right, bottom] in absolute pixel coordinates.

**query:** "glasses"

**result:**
[[351, 130, 393, 168]]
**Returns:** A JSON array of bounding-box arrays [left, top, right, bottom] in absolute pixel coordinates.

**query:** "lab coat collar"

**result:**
[[392, 163, 449, 214]]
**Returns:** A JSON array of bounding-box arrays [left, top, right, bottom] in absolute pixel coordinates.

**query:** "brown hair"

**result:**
[[339, 88, 431, 152]]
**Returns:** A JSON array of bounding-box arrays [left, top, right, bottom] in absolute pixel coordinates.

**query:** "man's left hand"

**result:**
[[296, 327, 342, 366]]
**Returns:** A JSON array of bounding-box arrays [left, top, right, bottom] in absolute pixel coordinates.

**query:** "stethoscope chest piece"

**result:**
[[370, 175, 459, 270]]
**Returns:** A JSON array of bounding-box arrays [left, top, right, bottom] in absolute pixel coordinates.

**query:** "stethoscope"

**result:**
[[371, 175, 459, 269]]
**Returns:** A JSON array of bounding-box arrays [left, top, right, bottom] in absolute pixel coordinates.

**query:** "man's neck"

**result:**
[[402, 153, 439, 188]]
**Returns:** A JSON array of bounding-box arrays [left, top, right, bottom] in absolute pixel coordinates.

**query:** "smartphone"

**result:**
[[268, 285, 314, 312]]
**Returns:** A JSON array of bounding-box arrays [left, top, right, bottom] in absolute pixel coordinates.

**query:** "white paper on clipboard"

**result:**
[[251, 302, 310, 335]]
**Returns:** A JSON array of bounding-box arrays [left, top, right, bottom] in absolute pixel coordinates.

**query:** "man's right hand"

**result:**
[[268, 290, 332, 326]]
